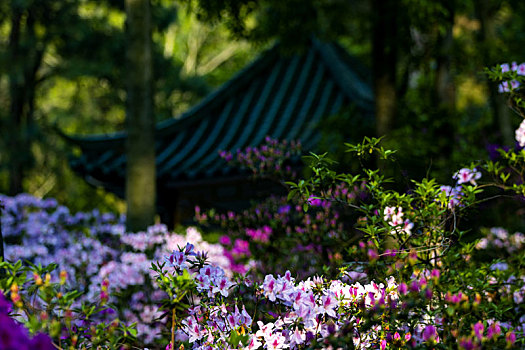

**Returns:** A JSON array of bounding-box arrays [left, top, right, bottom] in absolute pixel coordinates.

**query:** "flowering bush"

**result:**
[[155, 234, 523, 349], [281, 137, 524, 348], [154, 137, 524, 350], [3, 67, 525, 348], [0, 193, 237, 347], [0, 259, 137, 348], [2, 133, 525, 349], [476, 227, 524, 254], [198, 138, 366, 278], [218, 136, 302, 180]]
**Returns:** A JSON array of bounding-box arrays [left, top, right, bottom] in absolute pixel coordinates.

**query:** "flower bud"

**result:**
[[408, 250, 418, 265], [506, 331, 516, 347], [34, 273, 43, 286], [431, 269, 440, 283], [398, 283, 408, 295], [59, 270, 67, 285], [44, 273, 51, 286]]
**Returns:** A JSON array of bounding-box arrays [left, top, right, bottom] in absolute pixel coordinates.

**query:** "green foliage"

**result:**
[[0, 259, 137, 348], [187, 0, 358, 49], [0, 0, 256, 212]]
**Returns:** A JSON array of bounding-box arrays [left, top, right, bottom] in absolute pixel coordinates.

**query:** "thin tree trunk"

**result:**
[[476, 0, 513, 145], [125, 0, 156, 231], [7, 8, 25, 195], [435, 4, 455, 111], [372, 0, 398, 137], [7, 6, 41, 195]]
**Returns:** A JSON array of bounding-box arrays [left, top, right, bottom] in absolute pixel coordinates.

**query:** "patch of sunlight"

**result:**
[[457, 77, 488, 111], [78, 2, 125, 29]]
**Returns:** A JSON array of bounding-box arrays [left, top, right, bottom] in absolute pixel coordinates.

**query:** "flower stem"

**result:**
[[171, 308, 176, 349]]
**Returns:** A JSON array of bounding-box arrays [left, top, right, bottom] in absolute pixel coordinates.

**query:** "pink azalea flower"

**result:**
[[423, 325, 437, 342], [515, 119, 525, 147], [212, 276, 234, 297], [518, 63, 525, 75], [263, 275, 278, 302], [320, 293, 338, 318], [473, 321, 484, 340], [402, 219, 414, 235], [246, 335, 262, 350], [499, 81, 510, 93], [506, 331, 516, 345], [453, 168, 481, 186], [265, 332, 287, 350], [487, 322, 501, 339], [289, 328, 306, 347], [256, 321, 275, 339]]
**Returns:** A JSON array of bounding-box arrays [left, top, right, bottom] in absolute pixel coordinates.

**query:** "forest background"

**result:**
[[1, 0, 525, 229]]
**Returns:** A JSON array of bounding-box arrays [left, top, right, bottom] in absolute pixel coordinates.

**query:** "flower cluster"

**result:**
[[498, 62, 525, 92], [219, 137, 302, 179], [198, 182, 365, 278], [383, 206, 413, 235], [436, 167, 481, 209], [516, 119, 525, 147], [476, 227, 525, 253], [493, 62, 525, 147], [245, 226, 272, 243], [0, 193, 238, 345], [160, 248, 524, 350], [169, 256, 414, 350], [3, 135, 525, 349]]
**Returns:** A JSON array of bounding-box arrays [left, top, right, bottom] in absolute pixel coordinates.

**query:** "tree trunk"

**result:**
[[476, 0, 513, 145], [125, 0, 156, 231], [372, 0, 398, 137], [435, 4, 455, 111], [7, 6, 42, 195]]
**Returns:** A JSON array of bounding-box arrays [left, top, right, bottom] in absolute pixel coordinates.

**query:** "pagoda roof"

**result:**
[[66, 38, 374, 196]]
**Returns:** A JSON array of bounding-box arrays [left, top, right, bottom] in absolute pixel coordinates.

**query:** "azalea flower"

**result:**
[[518, 63, 525, 75], [453, 168, 481, 186], [212, 276, 234, 297], [515, 119, 525, 147]]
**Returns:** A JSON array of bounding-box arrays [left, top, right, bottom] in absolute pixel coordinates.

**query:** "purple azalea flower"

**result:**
[[0, 291, 12, 314], [423, 324, 437, 342]]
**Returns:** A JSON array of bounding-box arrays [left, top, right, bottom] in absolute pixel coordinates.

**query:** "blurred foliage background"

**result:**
[[0, 0, 257, 212], [1, 0, 525, 226]]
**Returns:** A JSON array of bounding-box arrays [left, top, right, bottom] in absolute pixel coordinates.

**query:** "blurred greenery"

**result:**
[[1, 0, 525, 230], [0, 0, 256, 212]]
